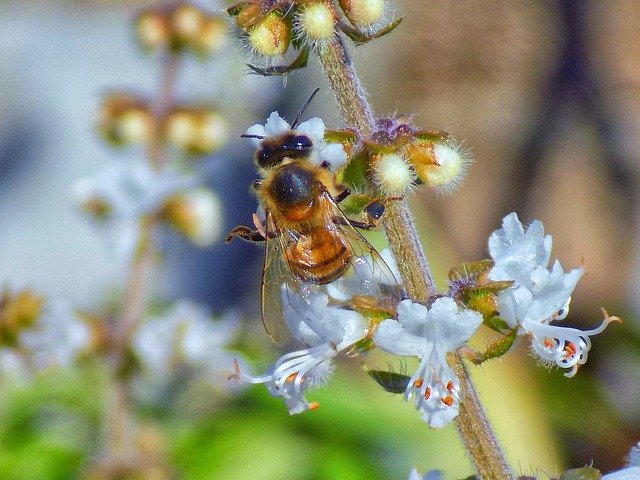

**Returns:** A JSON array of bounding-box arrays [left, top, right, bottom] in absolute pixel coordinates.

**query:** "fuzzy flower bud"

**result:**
[[338, 0, 386, 30], [296, 2, 336, 44], [161, 189, 223, 246], [136, 10, 170, 50], [408, 141, 469, 194], [373, 152, 416, 195], [98, 94, 153, 146], [171, 4, 205, 46], [165, 108, 228, 155], [248, 12, 291, 57]]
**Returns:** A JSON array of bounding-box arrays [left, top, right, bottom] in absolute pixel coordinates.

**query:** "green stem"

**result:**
[[315, 33, 513, 480]]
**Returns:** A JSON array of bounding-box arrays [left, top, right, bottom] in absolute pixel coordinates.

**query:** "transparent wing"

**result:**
[[260, 212, 294, 346], [321, 193, 404, 312]]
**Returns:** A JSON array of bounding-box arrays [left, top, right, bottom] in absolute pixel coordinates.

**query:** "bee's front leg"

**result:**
[[225, 225, 270, 244]]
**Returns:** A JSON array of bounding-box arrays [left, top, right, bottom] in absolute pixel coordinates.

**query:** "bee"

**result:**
[[226, 90, 402, 345]]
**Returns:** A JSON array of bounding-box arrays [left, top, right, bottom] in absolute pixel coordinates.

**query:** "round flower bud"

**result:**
[[165, 110, 198, 151], [248, 12, 291, 57], [136, 10, 170, 50], [414, 142, 470, 194], [98, 94, 153, 146], [338, 0, 386, 30], [117, 109, 154, 145], [296, 2, 336, 44], [162, 190, 223, 246], [373, 152, 416, 195], [194, 111, 228, 154], [171, 4, 205, 45], [193, 17, 226, 54], [0, 288, 44, 343], [235, 2, 264, 31]]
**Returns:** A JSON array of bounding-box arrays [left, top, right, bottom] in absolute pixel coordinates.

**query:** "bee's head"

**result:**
[[250, 132, 314, 170]]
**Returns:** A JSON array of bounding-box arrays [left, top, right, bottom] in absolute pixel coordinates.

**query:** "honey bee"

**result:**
[[227, 91, 402, 345]]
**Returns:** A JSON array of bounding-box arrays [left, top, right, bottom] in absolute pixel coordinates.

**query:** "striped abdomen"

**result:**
[[286, 226, 352, 285]]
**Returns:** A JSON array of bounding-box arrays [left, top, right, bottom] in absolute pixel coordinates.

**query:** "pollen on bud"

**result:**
[[296, 2, 336, 44], [136, 10, 170, 50], [161, 189, 223, 246], [338, 0, 386, 30], [412, 142, 470, 194], [373, 152, 416, 195], [248, 12, 291, 57]]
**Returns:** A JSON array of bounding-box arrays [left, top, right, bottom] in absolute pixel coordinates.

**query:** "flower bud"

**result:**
[[162, 190, 222, 246], [136, 10, 170, 50], [248, 12, 291, 57], [1, 288, 44, 346], [408, 141, 469, 194], [72, 178, 111, 219], [373, 152, 415, 195], [98, 94, 153, 146], [338, 0, 386, 30], [171, 4, 205, 45], [233, 2, 264, 31], [296, 2, 336, 44], [165, 109, 228, 155], [193, 17, 226, 54]]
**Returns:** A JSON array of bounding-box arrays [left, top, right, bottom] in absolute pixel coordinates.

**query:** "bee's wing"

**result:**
[[323, 193, 403, 309], [261, 212, 320, 346]]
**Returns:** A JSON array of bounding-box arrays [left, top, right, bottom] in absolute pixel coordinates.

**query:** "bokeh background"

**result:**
[[0, 0, 639, 478]]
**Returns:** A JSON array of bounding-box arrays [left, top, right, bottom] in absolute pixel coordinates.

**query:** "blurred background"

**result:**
[[0, 0, 639, 478]]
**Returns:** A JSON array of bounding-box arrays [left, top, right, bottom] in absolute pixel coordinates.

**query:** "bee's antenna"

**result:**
[[241, 134, 266, 139], [291, 88, 320, 129]]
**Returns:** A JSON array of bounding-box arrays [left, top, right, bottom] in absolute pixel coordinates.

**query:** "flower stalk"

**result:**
[[315, 33, 513, 480]]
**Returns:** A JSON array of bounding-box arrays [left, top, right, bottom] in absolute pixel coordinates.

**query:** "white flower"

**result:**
[[408, 469, 443, 480], [19, 300, 90, 371], [374, 298, 483, 428], [73, 161, 197, 259], [233, 288, 367, 414], [163, 189, 223, 247], [245, 111, 347, 171], [602, 467, 640, 480], [133, 300, 240, 387], [488, 213, 617, 377]]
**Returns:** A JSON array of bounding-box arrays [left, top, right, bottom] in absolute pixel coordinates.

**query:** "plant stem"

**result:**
[[315, 33, 513, 480]]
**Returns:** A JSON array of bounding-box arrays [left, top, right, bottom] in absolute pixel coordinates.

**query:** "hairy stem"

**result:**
[[315, 33, 513, 480]]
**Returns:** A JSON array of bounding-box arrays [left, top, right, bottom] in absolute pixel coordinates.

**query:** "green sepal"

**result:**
[[337, 152, 373, 192], [349, 337, 374, 354], [246, 47, 309, 76], [339, 17, 405, 46], [448, 259, 494, 282], [415, 130, 450, 142], [339, 193, 374, 216], [471, 327, 518, 365], [324, 129, 358, 145], [559, 467, 601, 480], [363, 366, 410, 394], [483, 315, 510, 333]]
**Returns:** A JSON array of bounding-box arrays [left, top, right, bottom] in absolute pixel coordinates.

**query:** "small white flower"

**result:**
[[233, 288, 367, 414], [408, 469, 444, 480], [489, 213, 616, 377], [374, 298, 483, 428], [133, 300, 240, 387], [73, 161, 199, 259], [19, 300, 90, 370], [245, 111, 347, 171]]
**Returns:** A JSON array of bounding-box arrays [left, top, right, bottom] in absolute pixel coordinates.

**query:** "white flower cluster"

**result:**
[[232, 248, 395, 415], [133, 300, 242, 389], [245, 111, 348, 171], [488, 213, 616, 377], [0, 299, 90, 377], [73, 161, 223, 259]]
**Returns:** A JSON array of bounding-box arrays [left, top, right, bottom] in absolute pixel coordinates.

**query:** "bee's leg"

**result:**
[[333, 216, 376, 231], [225, 225, 272, 244], [333, 187, 351, 204]]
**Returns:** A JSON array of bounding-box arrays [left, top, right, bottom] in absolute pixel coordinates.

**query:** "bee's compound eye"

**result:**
[[282, 134, 313, 153], [256, 143, 278, 169]]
